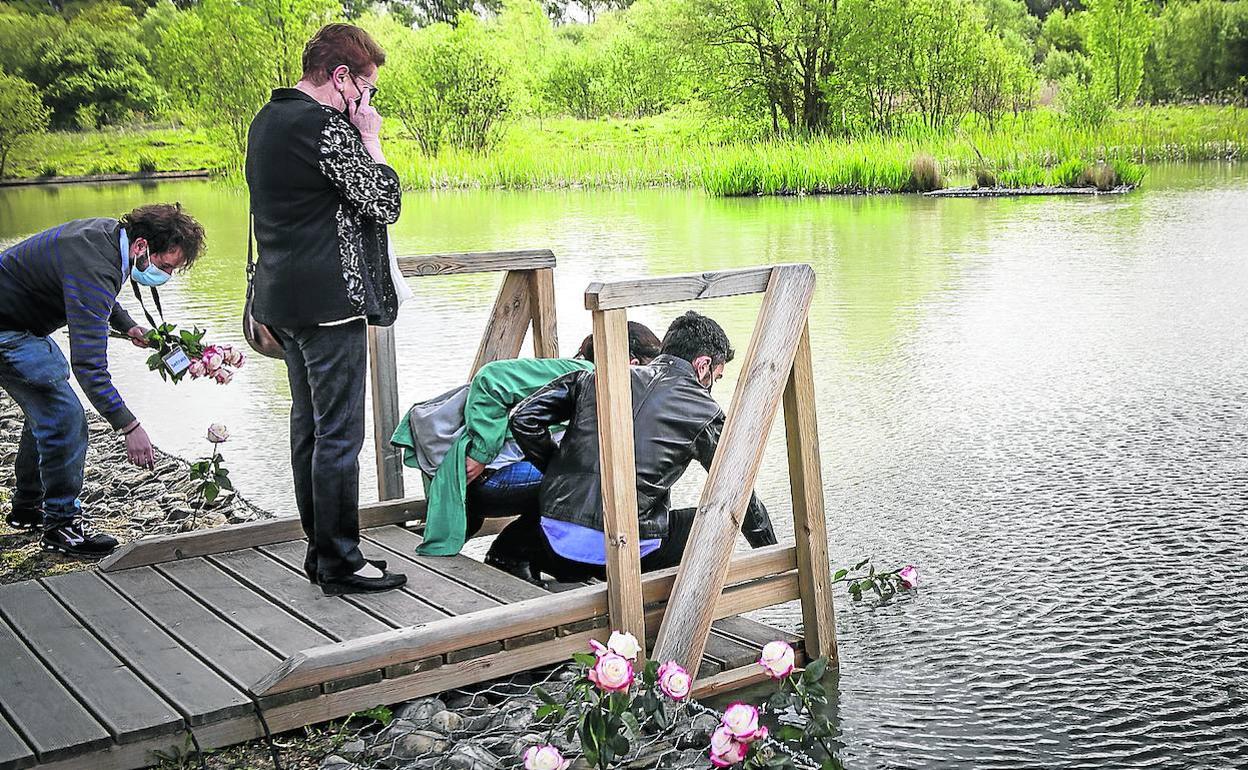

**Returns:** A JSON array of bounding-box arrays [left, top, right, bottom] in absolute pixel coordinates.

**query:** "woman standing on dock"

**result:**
[[245, 24, 406, 596]]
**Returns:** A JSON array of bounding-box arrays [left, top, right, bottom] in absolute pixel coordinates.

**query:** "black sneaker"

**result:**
[[4, 505, 42, 531], [41, 519, 119, 558], [320, 569, 407, 596]]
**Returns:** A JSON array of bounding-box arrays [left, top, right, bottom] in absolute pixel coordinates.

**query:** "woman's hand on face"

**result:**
[[348, 87, 385, 160]]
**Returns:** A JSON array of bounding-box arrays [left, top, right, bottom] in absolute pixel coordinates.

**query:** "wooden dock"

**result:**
[[0, 509, 801, 769], [0, 256, 836, 769]]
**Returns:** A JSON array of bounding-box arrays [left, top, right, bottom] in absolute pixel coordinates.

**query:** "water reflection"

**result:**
[[2, 165, 1247, 768]]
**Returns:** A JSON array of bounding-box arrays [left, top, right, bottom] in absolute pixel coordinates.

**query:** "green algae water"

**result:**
[[2, 164, 1246, 768]]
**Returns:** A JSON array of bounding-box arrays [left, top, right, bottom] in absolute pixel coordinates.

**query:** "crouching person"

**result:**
[[0, 204, 204, 557], [507, 311, 778, 583]]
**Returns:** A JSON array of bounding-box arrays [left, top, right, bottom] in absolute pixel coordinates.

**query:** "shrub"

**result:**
[[1079, 161, 1119, 190], [138, 154, 158, 173], [975, 166, 998, 188], [1049, 157, 1087, 187], [908, 153, 943, 192], [38, 163, 58, 178]]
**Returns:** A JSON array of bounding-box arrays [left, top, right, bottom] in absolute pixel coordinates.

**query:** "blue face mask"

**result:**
[[130, 248, 171, 287]]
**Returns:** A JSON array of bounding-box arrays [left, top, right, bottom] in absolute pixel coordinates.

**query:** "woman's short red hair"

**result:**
[[301, 24, 386, 84]]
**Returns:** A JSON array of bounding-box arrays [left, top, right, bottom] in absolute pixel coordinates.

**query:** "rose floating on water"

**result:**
[[899, 564, 920, 589], [587, 651, 634, 693], [657, 660, 691, 700], [522, 744, 569, 770], [758, 640, 796, 680], [206, 424, 229, 444]]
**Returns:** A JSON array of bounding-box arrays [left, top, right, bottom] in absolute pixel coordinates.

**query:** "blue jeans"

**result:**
[[0, 331, 86, 525]]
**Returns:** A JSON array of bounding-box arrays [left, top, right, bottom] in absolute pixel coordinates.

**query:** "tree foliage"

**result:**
[[1085, 0, 1152, 105], [0, 72, 52, 177]]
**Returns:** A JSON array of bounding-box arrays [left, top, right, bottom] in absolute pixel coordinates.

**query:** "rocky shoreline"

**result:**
[[0, 394, 267, 584]]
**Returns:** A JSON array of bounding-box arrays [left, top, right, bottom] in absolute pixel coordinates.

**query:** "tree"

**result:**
[[0, 6, 63, 79], [0, 73, 52, 178], [675, 0, 840, 135], [1085, 0, 1152, 105], [27, 5, 165, 128], [902, 0, 987, 129], [833, 0, 911, 133], [155, 0, 338, 158]]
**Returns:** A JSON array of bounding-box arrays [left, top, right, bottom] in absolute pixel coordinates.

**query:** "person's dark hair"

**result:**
[[119, 203, 205, 271], [659, 311, 734, 365], [577, 321, 662, 364], [301, 23, 386, 84]]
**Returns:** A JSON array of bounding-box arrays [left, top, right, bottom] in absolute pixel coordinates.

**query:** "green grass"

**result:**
[[8, 125, 229, 179], [4, 105, 1242, 194]]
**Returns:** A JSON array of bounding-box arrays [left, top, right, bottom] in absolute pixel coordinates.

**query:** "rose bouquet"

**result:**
[[142, 322, 245, 384]]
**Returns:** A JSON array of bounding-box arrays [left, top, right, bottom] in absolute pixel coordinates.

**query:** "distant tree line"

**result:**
[[0, 0, 1245, 170]]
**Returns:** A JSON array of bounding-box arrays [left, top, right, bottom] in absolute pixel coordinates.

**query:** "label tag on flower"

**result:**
[[162, 346, 192, 376]]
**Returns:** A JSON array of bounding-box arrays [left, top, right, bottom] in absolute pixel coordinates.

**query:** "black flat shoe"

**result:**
[[305, 558, 387, 585], [320, 569, 407, 596]]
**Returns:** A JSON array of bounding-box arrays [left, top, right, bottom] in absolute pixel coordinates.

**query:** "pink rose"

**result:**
[[606, 630, 642, 661], [201, 346, 224, 371], [721, 702, 762, 740], [213, 368, 233, 384], [709, 725, 749, 767], [188, 359, 207, 378], [587, 652, 633, 693], [657, 660, 691, 701], [222, 345, 244, 367], [589, 638, 609, 657], [232, 350, 246, 368], [758, 640, 796, 680], [206, 423, 229, 444], [899, 565, 919, 589], [522, 744, 569, 770]]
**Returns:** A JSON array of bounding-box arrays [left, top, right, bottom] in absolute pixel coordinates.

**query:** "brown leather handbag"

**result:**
[[242, 213, 285, 360]]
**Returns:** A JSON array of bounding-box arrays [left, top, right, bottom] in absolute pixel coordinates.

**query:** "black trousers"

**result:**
[[490, 506, 699, 583], [275, 321, 368, 581]]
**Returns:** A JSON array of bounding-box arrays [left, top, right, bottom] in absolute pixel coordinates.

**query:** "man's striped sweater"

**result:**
[[0, 218, 139, 429]]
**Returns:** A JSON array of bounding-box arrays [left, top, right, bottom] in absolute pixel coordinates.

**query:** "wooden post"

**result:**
[[471, 270, 533, 378], [782, 322, 837, 663], [652, 265, 816, 675], [367, 324, 405, 501], [592, 308, 646, 653], [529, 268, 559, 358]]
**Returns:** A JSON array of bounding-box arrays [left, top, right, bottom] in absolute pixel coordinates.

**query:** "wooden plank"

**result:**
[[0, 618, 110, 762], [584, 266, 775, 311], [0, 717, 34, 770], [259, 540, 447, 626], [591, 307, 646, 656], [363, 526, 547, 602], [398, 249, 555, 277], [470, 269, 533, 377], [782, 322, 838, 663], [99, 497, 427, 572], [156, 558, 331, 657], [208, 549, 391, 642], [529, 267, 559, 358], [368, 324, 405, 501], [99, 568, 297, 707], [42, 571, 254, 726], [705, 615, 801, 651], [653, 264, 817, 676], [0, 581, 183, 744], [253, 554, 798, 697]]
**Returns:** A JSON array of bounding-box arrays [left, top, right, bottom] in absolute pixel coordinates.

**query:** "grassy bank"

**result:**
[[8, 106, 1245, 195]]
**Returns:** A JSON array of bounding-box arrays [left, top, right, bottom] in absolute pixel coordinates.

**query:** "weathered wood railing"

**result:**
[[585, 264, 837, 676], [370, 249, 561, 500]]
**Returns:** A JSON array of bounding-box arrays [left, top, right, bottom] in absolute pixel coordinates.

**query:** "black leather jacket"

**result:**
[[509, 354, 777, 546]]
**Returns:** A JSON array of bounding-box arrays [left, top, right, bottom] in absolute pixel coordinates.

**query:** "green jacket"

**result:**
[[392, 357, 594, 556]]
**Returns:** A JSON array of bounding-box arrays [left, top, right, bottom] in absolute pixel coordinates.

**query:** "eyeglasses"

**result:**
[[351, 72, 380, 98]]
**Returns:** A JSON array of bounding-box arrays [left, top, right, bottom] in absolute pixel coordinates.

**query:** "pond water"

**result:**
[[2, 165, 1246, 768]]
